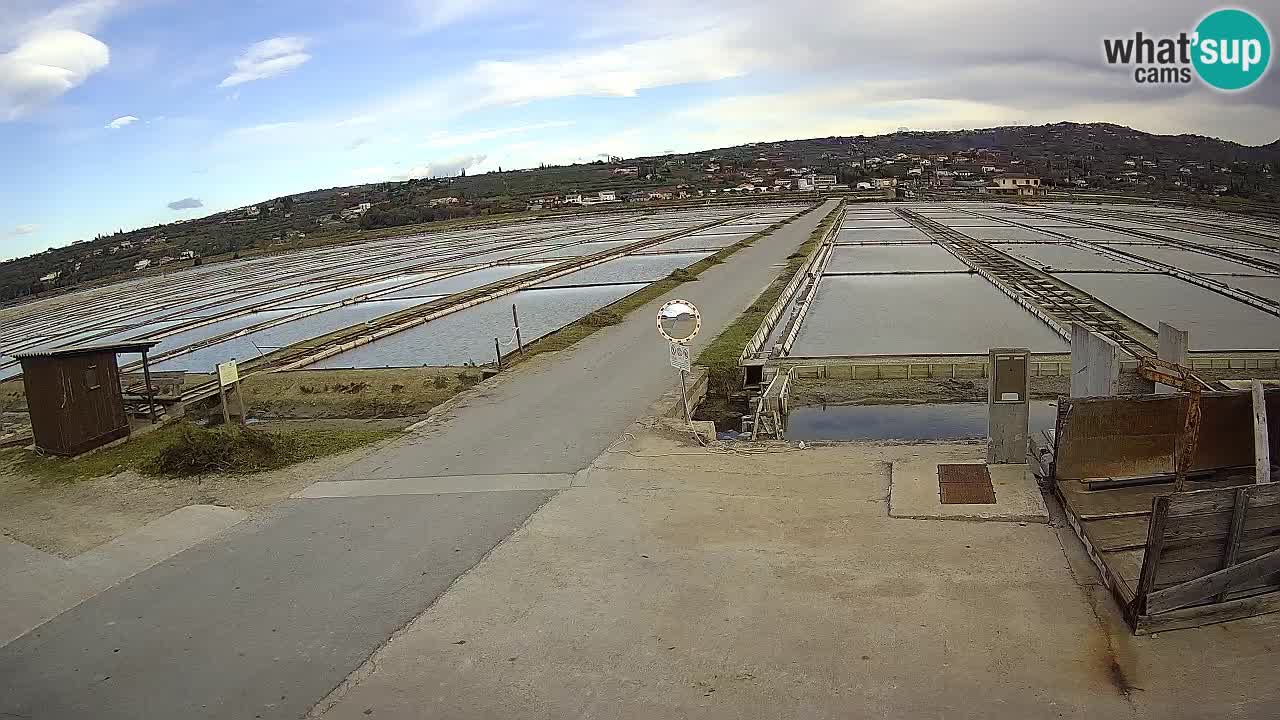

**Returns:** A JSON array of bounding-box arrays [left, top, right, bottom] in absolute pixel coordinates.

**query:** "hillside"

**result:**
[[4, 121, 1278, 304]]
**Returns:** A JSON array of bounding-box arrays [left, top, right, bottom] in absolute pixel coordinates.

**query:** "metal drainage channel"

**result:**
[[894, 208, 1154, 358], [938, 463, 996, 504], [1001, 205, 1280, 276], [1060, 205, 1280, 251]]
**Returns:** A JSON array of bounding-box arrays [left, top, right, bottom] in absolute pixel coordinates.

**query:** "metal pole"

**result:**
[[141, 349, 158, 424], [679, 369, 691, 425], [494, 337, 502, 369], [512, 304, 523, 354]]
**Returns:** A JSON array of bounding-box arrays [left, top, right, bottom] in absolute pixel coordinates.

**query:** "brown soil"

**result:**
[[0, 417, 401, 557]]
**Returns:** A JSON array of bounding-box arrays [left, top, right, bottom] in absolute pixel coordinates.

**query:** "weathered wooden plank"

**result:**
[[1100, 548, 1144, 584], [1160, 527, 1280, 564], [1216, 488, 1250, 603], [1167, 482, 1280, 517], [1146, 547, 1280, 614], [1077, 516, 1154, 552], [1163, 504, 1280, 542], [1135, 495, 1171, 610], [1256, 379, 1272, 484], [1136, 589, 1280, 634]]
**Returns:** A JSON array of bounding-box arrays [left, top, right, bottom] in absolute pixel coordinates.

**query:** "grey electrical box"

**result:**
[[988, 347, 1031, 464], [992, 352, 1028, 403]]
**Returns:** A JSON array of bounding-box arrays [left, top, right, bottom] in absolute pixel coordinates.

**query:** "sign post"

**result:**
[[657, 299, 701, 426], [215, 360, 244, 426]]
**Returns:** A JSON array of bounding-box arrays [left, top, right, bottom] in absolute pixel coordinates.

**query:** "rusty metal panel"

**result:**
[[1055, 392, 1261, 481], [938, 464, 996, 504]]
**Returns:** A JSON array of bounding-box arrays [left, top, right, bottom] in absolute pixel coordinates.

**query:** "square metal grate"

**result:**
[[938, 464, 996, 505]]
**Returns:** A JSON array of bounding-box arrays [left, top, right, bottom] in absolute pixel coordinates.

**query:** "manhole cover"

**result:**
[[938, 464, 996, 505]]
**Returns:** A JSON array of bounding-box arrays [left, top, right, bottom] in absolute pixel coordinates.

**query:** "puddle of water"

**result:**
[[785, 400, 1058, 442]]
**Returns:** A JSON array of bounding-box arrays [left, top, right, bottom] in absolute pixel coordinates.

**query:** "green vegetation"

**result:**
[[238, 367, 479, 419], [149, 424, 394, 476], [506, 210, 810, 362], [696, 202, 843, 395], [11, 421, 394, 480]]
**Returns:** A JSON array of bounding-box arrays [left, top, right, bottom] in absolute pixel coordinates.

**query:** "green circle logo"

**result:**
[[1192, 8, 1271, 90]]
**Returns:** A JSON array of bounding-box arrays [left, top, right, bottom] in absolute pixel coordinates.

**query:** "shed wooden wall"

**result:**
[[21, 351, 129, 455]]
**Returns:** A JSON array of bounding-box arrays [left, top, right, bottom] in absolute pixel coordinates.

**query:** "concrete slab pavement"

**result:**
[[890, 457, 1049, 523], [0, 492, 554, 720], [1, 505, 247, 647], [315, 432, 1280, 720]]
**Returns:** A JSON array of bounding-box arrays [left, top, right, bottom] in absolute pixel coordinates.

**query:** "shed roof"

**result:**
[[13, 340, 161, 360]]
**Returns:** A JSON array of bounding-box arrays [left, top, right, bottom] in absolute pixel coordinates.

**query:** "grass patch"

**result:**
[[239, 367, 469, 419], [148, 424, 394, 476], [504, 206, 815, 362], [582, 309, 624, 327], [696, 201, 844, 396], [13, 421, 395, 480]]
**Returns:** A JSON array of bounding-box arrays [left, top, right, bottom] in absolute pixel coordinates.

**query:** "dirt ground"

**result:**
[[789, 372, 1162, 407], [0, 418, 403, 557], [0, 366, 479, 558]]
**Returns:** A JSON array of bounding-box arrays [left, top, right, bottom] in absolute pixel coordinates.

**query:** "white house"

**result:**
[[812, 174, 837, 190], [134, 259, 152, 271], [795, 176, 814, 191], [985, 174, 1043, 196], [39, 270, 61, 282], [597, 189, 617, 202], [563, 193, 583, 205], [872, 177, 898, 189]]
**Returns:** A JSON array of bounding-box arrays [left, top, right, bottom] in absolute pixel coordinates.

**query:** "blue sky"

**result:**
[[2, 0, 1277, 260]]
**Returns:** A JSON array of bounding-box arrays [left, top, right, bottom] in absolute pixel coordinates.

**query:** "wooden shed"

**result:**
[[13, 341, 160, 456]]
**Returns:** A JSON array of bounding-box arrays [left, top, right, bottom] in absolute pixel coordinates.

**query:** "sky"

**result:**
[[1, 0, 1278, 260]]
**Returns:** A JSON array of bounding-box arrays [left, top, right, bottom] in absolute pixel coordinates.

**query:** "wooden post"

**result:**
[[1215, 487, 1249, 602], [1254, 379, 1271, 484], [218, 381, 231, 426], [512, 304, 523, 355], [140, 348, 158, 424], [494, 337, 502, 369], [235, 379, 247, 426], [1157, 322, 1189, 395]]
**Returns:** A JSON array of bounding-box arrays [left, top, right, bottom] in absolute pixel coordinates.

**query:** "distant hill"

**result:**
[[4, 121, 1278, 305]]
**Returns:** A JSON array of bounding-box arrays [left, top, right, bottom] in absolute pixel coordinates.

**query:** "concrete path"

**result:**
[[0, 201, 835, 720], [0, 505, 247, 647], [315, 432, 1280, 720]]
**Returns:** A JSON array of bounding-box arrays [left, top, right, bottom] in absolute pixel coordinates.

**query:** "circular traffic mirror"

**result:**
[[657, 299, 701, 343]]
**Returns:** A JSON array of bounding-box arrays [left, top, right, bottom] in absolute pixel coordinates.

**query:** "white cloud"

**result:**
[[0, 29, 109, 120], [469, 30, 750, 107], [105, 114, 137, 128], [404, 0, 509, 33], [352, 153, 488, 182], [219, 36, 310, 88], [10, 223, 38, 236], [227, 120, 303, 138], [419, 120, 572, 148], [167, 197, 203, 210], [335, 114, 378, 128]]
